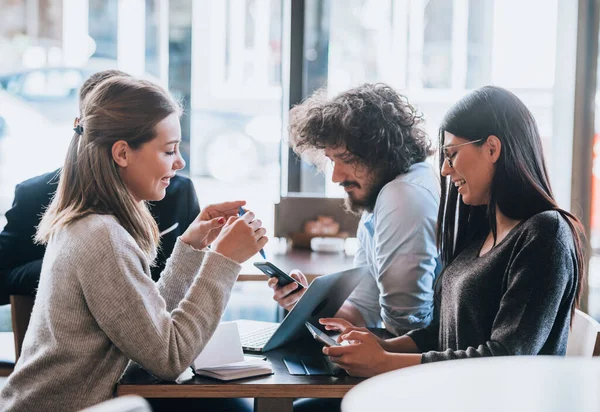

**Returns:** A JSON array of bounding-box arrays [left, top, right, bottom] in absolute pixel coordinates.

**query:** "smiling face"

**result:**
[[118, 113, 186, 202], [440, 131, 499, 206], [325, 146, 385, 213]]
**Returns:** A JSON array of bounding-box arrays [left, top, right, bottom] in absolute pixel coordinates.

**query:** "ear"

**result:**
[[112, 140, 131, 168], [486, 135, 502, 164]]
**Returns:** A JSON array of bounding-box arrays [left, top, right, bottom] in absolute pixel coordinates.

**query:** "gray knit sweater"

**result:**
[[407, 211, 577, 363], [0, 214, 241, 411]]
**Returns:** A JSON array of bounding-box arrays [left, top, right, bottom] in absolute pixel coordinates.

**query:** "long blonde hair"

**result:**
[[36, 76, 182, 260]]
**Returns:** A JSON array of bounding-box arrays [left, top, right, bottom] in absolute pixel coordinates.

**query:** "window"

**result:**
[[0, 0, 597, 317], [299, 0, 565, 201]]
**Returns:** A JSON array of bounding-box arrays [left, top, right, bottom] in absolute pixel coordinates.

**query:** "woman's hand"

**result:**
[[323, 331, 390, 377], [268, 270, 308, 311], [319, 318, 389, 349], [179, 200, 241, 250], [180, 201, 246, 250], [212, 210, 268, 263]]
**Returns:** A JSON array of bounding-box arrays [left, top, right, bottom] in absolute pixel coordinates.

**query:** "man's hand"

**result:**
[[268, 270, 308, 311]]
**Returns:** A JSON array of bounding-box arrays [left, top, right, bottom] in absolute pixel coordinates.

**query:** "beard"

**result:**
[[342, 170, 390, 215]]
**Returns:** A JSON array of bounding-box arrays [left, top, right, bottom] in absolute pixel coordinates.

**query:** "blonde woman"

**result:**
[[0, 76, 267, 412]]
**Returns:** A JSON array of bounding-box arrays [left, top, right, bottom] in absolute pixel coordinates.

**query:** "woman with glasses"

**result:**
[[318, 86, 586, 378]]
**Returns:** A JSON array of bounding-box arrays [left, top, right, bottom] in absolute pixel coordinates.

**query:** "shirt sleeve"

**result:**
[[369, 182, 439, 333], [0, 182, 47, 273], [421, 229, 576, 363], [345, 219, 384, 327], [76, 222, 241, 381]]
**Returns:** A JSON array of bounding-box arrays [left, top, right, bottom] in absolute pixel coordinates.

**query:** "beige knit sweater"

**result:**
[[0, 214, 241, 411]]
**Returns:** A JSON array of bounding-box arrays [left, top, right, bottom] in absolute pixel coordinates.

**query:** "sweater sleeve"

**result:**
[[75, 220, 241, 381], [421, 229, 575, 363], [155, 238, 208, 312], [405, 298, 440, 352]]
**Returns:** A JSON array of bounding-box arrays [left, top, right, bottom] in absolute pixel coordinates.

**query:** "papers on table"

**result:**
[[192, 322, 273, 381]]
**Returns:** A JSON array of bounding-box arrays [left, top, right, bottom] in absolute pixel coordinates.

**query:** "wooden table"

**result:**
[[117, 336, 364, 412], [342, 356, 600, 412], [238, 249, 355, 283]]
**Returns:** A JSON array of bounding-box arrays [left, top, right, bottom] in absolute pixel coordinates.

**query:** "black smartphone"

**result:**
[[253, 261, 305, 292], [305, 321, 340, 347]]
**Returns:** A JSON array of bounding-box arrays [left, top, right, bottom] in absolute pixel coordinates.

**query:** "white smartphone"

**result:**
[[305, 321, 340, 347]]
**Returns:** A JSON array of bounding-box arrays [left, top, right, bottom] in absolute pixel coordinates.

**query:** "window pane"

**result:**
[[0, 0, 282, 321], [189, 0, 282, 239], [302, 0, 564, 205], [590, 50, 600, 319], [591, 131, 600, 319]]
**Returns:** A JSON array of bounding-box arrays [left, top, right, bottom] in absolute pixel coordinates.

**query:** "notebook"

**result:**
[[193, 358, 273, 381], [192, 322, 273, 381]]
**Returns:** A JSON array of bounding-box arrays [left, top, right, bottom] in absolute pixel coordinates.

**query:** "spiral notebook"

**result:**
[[192, 322, 273, 381]]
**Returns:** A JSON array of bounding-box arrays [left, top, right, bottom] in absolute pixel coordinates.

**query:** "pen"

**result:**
[[239, 206, 267, 260]]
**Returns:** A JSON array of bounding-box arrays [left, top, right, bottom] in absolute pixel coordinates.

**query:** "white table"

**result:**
[[342, 356, 600, 412]]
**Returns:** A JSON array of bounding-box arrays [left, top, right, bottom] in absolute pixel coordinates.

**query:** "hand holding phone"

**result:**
[[305, 321, 340, 347], [254, 262, 305, 292]]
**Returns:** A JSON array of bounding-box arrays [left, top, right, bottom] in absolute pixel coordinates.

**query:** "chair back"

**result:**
[[78, 395, 152, 412], [10, 295, 35, 362], [566, 309, 600, 357]]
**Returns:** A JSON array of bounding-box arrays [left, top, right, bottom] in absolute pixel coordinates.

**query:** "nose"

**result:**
[[331, 162, 345, 183], [440, 157, 452, 177], [174, 151, 186, 171]]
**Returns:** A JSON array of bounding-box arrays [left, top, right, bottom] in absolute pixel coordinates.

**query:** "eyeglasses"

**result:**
[[442, 138, 484, 168]]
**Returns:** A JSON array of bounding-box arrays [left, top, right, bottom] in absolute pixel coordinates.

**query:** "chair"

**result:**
[[566, 308, 600, 357], [342, 357, 600, 412], [9, 295, 35, 363], [78, 396, 151, 412], [0, 332, 15, 376]]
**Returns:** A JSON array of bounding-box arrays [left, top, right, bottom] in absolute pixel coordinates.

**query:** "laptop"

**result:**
[[237, 266, 368, 352]]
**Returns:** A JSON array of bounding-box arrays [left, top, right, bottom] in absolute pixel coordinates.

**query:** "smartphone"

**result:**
[[305, 321, 340, 347], [253, 261, 305, 293]]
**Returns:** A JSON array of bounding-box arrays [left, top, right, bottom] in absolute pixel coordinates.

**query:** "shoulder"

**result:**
[[375, 163, 439, 217], [13, 169, 59, 201], [65, 214, 140, 255], [3, 170, 59, 230], [520, 210, 575, 250], [379, 162, 439, 203]]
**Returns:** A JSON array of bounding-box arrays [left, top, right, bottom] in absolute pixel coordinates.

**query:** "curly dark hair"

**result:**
[[289, 83, 433, 181]]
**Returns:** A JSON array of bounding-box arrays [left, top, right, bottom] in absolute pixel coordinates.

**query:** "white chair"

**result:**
[[566, 309, 600, 357], [78, 396, 151, 412], [342, 356, 600, 412]]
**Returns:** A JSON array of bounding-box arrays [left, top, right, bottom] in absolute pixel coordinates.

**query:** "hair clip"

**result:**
[[73, 117, 84, 136], [73, 124, 84, 136]]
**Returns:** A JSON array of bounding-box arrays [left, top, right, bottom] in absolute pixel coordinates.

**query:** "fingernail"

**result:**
[[218, 217, 225, 224]]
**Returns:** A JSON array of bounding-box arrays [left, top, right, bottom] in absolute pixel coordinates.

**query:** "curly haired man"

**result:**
[[270, 83, 441, 336]]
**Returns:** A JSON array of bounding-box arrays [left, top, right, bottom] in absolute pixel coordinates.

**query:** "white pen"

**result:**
[[159, 222, 179, 236]]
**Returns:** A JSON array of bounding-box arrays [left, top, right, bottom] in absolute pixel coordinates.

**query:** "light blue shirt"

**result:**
[[347, 161, 441, 335]]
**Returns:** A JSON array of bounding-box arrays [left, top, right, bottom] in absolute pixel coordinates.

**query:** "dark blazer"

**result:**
[[0, 170, 200, 304]]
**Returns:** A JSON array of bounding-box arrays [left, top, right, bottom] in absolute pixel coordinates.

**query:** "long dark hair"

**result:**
[[437, 86, 586, 310]]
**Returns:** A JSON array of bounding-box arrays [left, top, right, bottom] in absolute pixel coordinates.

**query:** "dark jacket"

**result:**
[[0, 170, 200, 303]]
